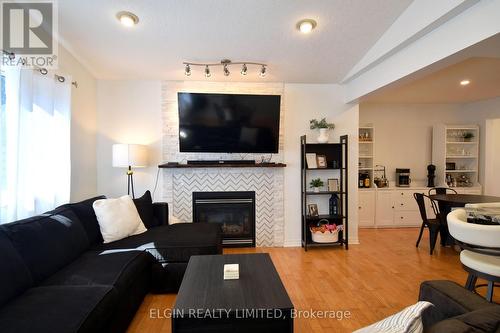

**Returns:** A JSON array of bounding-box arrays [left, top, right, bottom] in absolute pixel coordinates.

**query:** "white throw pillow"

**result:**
[[353, 301, 433, 333], [93, 195, 147, 243]]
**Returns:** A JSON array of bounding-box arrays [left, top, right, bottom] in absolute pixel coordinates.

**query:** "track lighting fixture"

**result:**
[[182, 59, 268, 78], [259, 65, 267, 78]]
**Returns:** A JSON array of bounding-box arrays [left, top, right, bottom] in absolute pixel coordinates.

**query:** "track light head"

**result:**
[[223, 64, 230, 76], [241, 64, 248, 76], [184, 64, 191, 76], [259, 65, 267, 78], [204, 65, 211, 78]]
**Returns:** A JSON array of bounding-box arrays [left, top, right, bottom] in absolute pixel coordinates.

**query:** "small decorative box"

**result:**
[[223, 264, 239, 280]]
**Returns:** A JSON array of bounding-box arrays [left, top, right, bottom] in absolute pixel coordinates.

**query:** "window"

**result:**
[[0, 73, 6, 213], [0, 69, 71, 224]]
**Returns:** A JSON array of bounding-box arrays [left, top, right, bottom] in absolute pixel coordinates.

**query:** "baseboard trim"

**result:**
[[283, 239, 301, 247]]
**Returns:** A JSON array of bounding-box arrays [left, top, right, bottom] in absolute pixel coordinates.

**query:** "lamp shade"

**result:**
[[112, 144, 148, 168]]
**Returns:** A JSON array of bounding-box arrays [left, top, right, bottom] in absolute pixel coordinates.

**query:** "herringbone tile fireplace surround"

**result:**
[[160, 81, 285, 246]]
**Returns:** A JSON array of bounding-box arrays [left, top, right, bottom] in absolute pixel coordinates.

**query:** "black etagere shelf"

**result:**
[[301, 135, 349, 251]]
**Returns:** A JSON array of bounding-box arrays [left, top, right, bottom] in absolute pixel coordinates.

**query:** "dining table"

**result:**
[[429, 194, 500, 246]]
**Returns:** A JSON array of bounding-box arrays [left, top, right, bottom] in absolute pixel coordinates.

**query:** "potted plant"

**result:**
[[463, 132, 474, 142], [309, 178, 324, 193], [310, 118, 335, 143]]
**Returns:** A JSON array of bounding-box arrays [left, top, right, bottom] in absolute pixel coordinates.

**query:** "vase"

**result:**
[[313, 187, 320, 193], [317, 128, 329, 143]]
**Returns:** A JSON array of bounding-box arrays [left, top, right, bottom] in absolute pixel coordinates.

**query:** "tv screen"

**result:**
[[178, 92, 281, 153]]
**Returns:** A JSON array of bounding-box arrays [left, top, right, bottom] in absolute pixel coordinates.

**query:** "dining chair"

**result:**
[[428, 187, 458, 196], [414, 193, 442, 255], [448, 204, 500, 302]]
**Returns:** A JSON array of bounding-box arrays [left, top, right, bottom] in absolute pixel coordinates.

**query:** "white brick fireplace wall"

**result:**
[[160, 81, 285, 246]]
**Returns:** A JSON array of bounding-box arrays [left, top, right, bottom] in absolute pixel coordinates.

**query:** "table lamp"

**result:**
[[112, 144, 148, 198]]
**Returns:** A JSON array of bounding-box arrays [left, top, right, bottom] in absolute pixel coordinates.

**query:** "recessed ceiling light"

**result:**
[[117, 11, 139, 27], [296, 19, 317, 34], [460, 79, 470, 86]]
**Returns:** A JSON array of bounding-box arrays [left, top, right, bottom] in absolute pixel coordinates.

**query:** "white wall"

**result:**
[[96, 81, 162, 199], [360, 103, 461, 183], [484, 119, 500, 196], [360, 99, 500, 188], [58, 45, 98, 201], [283, 84, 359, 245], [96, 81, 360, 246], [459, 96, 500, 188]]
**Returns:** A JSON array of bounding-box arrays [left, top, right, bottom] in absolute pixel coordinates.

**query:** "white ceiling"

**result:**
[[57, 0, 413, 82], [361, 33, 500, 104]]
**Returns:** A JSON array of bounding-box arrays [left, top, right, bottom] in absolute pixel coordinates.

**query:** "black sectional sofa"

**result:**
[[419, 280, 500, 332], [0, 193, 222, 333]]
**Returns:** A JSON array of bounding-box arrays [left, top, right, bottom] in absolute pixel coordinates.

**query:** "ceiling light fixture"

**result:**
[[117, 11, 139, 27], [182, 59, 268, 78], [460, 79, 470, 86], [296, 19, 317, 34]]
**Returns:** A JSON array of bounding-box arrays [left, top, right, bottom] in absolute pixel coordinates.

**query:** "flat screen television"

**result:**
[[178, 92, 281, 153]]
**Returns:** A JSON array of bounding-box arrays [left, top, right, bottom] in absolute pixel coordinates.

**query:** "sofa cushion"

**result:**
[[42, 250, 154, 293], [133, 190, 159, 229], [428, 306, 500, 333], [0, 230, 33, 307], [93, 195, 147, 243], [354, 301, 433, 333], [419, 280, 495, 328], [1, 208, 89, 283], [61, 196, 106, 245], [93, 222, 222, 262], [0, 285, 118, 333]]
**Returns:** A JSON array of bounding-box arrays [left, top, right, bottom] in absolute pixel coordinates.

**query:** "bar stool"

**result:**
[[448, 206, 500, 302]]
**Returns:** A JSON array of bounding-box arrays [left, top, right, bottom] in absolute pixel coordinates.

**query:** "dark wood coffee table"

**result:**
[[172, 253, 294, 333]]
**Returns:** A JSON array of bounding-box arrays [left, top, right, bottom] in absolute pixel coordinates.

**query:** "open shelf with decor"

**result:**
[[432, 124, 481, 189], [300, 135, 349, 251], [359, 126, 374, 189]]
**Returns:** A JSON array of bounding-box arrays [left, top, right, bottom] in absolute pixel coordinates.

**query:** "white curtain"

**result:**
[[0, 68, 71, 223]]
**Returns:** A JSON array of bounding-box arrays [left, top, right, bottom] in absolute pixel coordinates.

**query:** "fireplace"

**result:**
[[193, 191, 256, 247]]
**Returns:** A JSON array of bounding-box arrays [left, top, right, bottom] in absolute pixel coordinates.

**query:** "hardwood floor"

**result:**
[[127, 228, 496, 332]]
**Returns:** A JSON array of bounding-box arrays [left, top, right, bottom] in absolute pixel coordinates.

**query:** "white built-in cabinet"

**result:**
[[375, 190, 395, 227], [358, 123, 483, 229], [358, 190, 375, 227], [432, 124, 480, 188], [359, 188, 434, 228], [359, 186, 482, 228]]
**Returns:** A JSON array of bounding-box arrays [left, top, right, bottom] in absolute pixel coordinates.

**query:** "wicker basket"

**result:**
[[310, 219, 339, 243]]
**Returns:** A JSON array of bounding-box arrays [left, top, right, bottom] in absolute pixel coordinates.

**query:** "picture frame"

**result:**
[[316, 155, 327, 168], [305, 153, 318, 169], [328, 178, 339, 192], [307, 204, 319, 217], [446, 162, 456, 171]]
